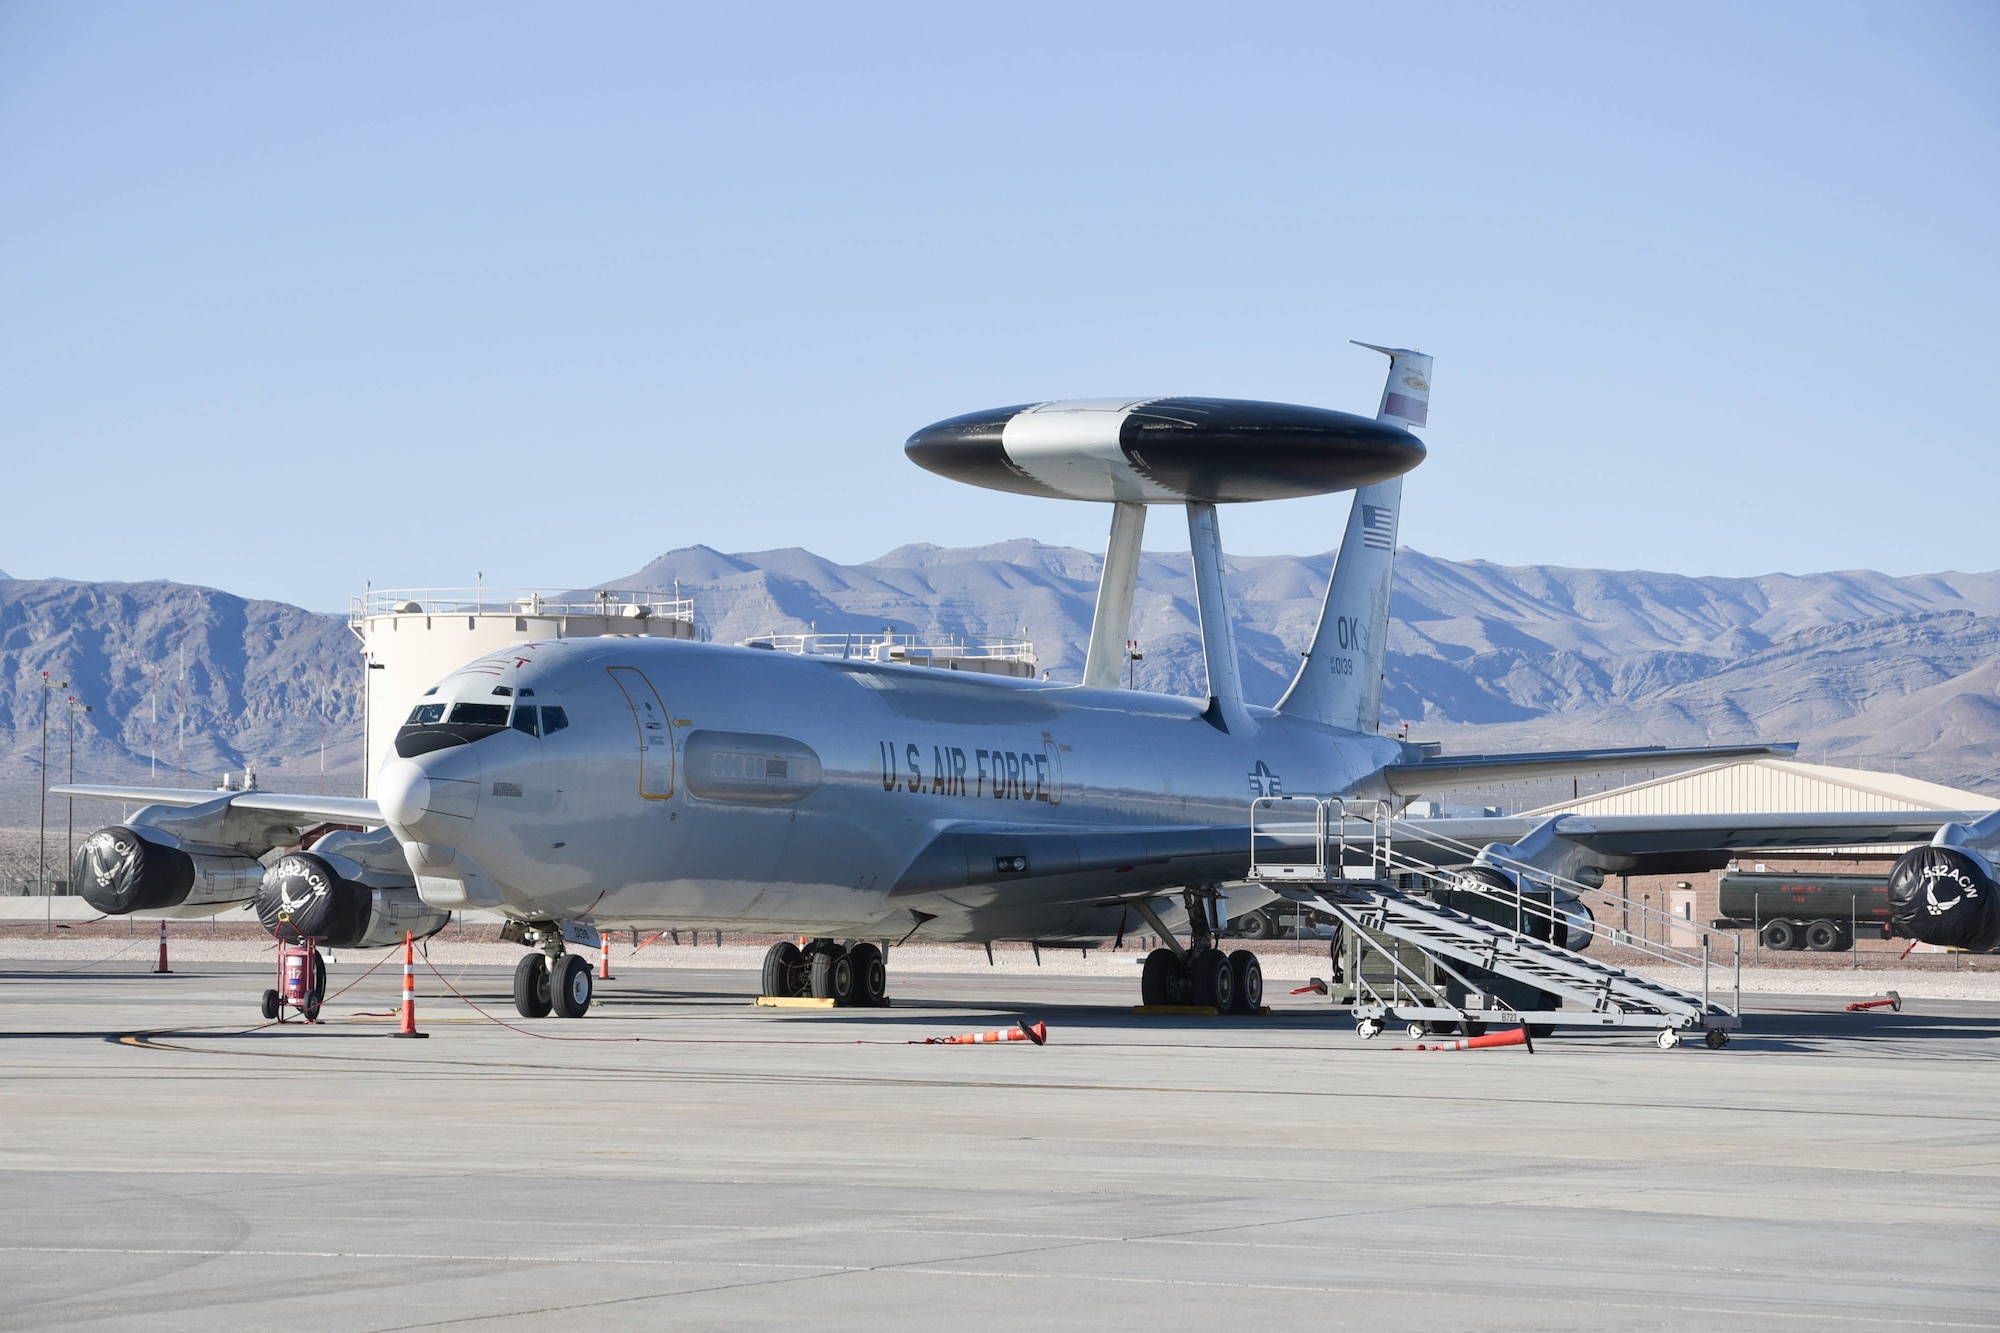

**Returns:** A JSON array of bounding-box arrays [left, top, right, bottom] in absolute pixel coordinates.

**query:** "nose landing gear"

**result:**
[[507, 921, 595, 1019]]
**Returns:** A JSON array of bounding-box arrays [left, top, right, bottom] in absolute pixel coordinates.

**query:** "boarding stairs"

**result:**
[[1249, 798, 1740, 1048]]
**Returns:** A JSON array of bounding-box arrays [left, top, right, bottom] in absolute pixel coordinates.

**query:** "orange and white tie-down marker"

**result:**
[[391, 931, 428, 1039]]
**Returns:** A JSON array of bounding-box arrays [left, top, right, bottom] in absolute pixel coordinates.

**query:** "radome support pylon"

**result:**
[[917, 1020, 1048, 1046], [391, 931, 427, 1038]]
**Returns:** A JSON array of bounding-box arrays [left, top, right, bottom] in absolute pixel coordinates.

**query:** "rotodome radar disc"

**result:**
[[904, 397, 1426, 504]]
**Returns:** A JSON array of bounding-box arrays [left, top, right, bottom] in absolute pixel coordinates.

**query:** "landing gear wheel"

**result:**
[[1193, 949, 1234, 1014], [849, 943, 888, 1006], [1704, 1028, 1730, 1049], [551, 953, 593, 1018], [1227, 950, 1262, 1014], [1356, 1017, 1383, 1040], [810, 947, 856, 1006], [261, 989, 280, 1021], [513, 953, 552, 1018], [301, 950, 325, 1023], [1656, 1027, 1681, 1050], [1805, 918, 1842, 952], [1140, 947, 1177, 1008], [761, 941, 805, 998]]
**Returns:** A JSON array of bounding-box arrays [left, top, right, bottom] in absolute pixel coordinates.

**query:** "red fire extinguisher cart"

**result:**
[[262, 922, 325, 1023]]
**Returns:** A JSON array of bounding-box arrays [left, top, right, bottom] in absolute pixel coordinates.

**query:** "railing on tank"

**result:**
[[742, 632, 1037, 673], [350, 588, 696, 627]]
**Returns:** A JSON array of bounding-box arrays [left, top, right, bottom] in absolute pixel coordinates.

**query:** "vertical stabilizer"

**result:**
[[1276, 344, 1431, 732]]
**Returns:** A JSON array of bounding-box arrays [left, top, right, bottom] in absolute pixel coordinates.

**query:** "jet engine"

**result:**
[[72, 826, 263, 915], [255, 832, 448, 949], [1887, 845, 1999, 952]]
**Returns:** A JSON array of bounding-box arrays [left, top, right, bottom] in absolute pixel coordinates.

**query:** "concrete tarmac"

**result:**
[[3, 956, 1998, 1330]]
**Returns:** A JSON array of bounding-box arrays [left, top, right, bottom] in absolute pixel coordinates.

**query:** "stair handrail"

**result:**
[[1306, 800, 1737, 1017]]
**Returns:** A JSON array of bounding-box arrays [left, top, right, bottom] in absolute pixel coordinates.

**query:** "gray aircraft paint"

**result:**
[[380, 636, 1408, 942]]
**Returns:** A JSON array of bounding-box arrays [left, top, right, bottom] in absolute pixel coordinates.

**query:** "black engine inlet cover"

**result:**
[[257, 852, 368, 946], [73, 827, 195, 914], [1888, 845, 1999, 952]]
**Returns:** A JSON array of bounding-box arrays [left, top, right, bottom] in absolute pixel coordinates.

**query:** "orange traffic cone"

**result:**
[[153, 919, 171, 974], [599, 934, 614, 981], [1844, 990, 1901, 1012], [1393, 1026, 1532, 1053], [917, 1020, 1047, 1046], [391, 931, 427, 1039]]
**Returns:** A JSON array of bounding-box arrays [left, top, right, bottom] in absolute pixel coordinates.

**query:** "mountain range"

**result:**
[[2, 545, 1995, 829]]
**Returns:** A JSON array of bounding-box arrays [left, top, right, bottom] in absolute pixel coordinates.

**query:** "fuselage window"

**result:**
[[541, 706, 570, 735], [511, 706, 540, 737], [407, 703, 446, 725]]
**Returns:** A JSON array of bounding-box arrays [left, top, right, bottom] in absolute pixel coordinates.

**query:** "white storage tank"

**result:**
[[349, 588, 695, 794]]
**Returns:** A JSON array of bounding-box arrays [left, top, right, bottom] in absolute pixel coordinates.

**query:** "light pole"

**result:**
[[1124, 640, 1143, 690], [37, 673, 67, 897], [66, 697, 91, 891]]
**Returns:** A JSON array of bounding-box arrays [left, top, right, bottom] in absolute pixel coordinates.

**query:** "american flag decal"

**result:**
[[1360, 503, 1395, 551]]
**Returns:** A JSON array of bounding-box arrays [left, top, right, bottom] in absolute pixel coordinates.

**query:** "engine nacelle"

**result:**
[[72, 826, 263, 915], [1888, 845, 1999, 952], [256, 851, 450, 949]]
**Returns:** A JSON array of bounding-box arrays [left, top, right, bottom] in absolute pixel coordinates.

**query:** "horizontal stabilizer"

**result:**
[[1383, 743, 1797, 796]]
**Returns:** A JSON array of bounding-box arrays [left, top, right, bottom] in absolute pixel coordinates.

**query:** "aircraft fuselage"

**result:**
[[379, 636, 1403, 943]]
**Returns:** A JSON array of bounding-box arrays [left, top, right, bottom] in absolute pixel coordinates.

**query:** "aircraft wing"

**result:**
[[49, 784, 382, 826], [891, 820, 1250, 898], [1393, 809, 1986, 876], [1383, 742, 1796, 795]]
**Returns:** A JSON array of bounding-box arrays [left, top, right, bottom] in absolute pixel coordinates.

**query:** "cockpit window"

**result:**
[[541, 706, 569, 735], [511, 706, 540, 738], [394, 701, 514, 758]]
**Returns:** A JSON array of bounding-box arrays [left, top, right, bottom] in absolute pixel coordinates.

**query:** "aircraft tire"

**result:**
[[1140, 948, 1176, 1007], [1228, 950, 1262, 1014], [1193, 949, 1234, 1014], [849, 943, 888, 1006], [513, 954, 553, 1018], [811, 947, 856, 1006], [761, 941, 805, 998], [551, 954, 593, 1018]]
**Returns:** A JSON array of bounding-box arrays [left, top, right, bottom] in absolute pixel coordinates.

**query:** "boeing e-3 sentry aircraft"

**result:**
[[59, 345, 2000, 1021]]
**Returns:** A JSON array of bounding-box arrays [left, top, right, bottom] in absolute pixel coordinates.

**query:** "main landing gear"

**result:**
[[760, 939, 889, 1006], [1135, 888, 1264, 1015], [510, 925, 594, 1019]]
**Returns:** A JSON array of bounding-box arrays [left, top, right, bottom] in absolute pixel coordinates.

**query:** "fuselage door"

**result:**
[[607, 666, 675, 799]]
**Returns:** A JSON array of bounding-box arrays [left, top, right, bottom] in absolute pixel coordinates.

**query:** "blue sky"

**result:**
[[2, 2, 1994, 611]]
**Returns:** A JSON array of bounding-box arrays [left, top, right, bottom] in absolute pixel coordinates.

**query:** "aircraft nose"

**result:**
[[376, 756, 481, 850]]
